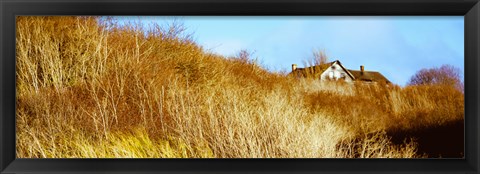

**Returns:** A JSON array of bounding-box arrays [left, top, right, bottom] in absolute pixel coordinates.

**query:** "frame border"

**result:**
[[1, 0, 479, 173]]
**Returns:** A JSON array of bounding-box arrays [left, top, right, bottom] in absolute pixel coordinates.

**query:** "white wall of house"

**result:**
[[320, 63, 353, 82]]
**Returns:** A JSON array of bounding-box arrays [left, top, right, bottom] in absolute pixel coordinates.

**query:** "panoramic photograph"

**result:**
[[16, 16, 464, 158]]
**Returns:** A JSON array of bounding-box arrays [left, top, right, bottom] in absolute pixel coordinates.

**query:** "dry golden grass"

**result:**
[[16, 16, 463, 158]]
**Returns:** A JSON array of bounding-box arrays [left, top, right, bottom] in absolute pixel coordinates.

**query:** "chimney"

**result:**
[[292, 64, 297, 71], [360, 65, 364, 74]]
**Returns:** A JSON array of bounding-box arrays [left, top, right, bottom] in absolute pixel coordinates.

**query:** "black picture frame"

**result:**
[[1, 0, 479, 173]]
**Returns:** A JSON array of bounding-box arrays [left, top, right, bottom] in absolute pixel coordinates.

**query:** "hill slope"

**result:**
[[16, 16, 463, 158]]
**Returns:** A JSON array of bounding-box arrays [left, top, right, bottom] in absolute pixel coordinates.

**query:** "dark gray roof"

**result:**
[[289, 62, 333, 78], [347, 69, 391, 83]]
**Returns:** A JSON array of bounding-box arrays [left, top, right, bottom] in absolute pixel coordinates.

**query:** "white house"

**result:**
[[290, 60, 390, 84]]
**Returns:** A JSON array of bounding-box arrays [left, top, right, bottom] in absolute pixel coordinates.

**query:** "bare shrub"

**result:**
[[408, 64, 463, 92]]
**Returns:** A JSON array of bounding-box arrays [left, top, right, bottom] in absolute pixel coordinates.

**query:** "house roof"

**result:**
[[290, 62, 331, 77], [347, 69, 391, 83], [290, 60, 391, 83], [290, 60, 355, 79]]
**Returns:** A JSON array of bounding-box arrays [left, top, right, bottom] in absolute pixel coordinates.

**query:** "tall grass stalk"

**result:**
[[16, 16, 463, 158]]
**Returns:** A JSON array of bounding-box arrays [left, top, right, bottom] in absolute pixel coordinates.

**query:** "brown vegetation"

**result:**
[[16, 16, 464, 158]]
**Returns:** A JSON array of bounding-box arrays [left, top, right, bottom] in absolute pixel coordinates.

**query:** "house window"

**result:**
[[340, 73, 346, 80], [328, 71, 334, 79], [334, 71, 341, 80]]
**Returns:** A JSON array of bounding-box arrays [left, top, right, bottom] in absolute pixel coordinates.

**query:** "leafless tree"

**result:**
[[312, 48, 328, 65], [303, 48, 328, 69], [408, 64, 463, 91]]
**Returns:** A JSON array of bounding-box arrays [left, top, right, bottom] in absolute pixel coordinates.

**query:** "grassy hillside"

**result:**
[[16, 16, 464, 158]]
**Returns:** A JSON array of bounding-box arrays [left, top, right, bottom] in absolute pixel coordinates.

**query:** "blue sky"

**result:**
[[117, 16, 464, 86]]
